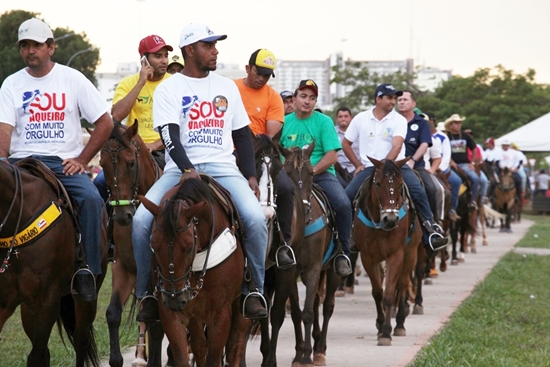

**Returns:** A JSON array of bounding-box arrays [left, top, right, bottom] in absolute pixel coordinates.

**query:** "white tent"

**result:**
[[495, 112, 550, 152]]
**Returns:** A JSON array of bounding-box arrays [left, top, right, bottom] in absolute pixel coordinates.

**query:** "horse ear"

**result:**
[[127, 120, 139, 138], [395, 156, 410, 168], [304, 140, 315, 157], [368, 156, 382, 168], [279, 144, 291, 159], [272, 129, 282, 145], [138, 195, 160, 217], [185, 201, 208, 221]]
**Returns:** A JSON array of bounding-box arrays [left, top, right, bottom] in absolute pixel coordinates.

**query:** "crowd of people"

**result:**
[[0, 17, 537, 322]]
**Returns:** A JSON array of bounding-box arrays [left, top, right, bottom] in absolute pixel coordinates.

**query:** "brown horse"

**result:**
[[493, 167, 516, 233], [140, 177, 248, 367], [447, 166, 477, 265], [353, 157, 422, 346], [0, 159, 107, 366], [278, 142, 341, 366], [99, 122, 162, 367]]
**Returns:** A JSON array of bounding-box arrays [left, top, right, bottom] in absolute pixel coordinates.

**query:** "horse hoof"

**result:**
[[413, 304, 424, 315], [335, 290, 345, 297], [394, 327, 406, 337], [344, 286, 354, 294], [378, 337, 392, 346], [458, 257, 465, 263], [132, 358, 147, 367], [424, 278, 433, 285], [471, 246, 477, 254], [440, 262, 447, 272], [354, 279, 359, 285], [313, 352, 326, 366], [451, 259, 459, 265], [483, 240, 488, 246]]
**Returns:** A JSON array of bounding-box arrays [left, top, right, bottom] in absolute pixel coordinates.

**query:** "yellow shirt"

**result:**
[[112, 73, 171, 144]]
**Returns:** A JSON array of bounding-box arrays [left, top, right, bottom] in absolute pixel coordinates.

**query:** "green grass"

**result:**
[[410, 214, 550, 367], [0, 267, 136, 366]]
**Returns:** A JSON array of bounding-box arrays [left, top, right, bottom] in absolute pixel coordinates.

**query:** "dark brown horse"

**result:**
[[493, 167, 516, 233], [99, 122, 162, 367], [447, 166, 477, 265], [0, 159, 107, 366], [247, 134, 307, 367], [353, 157, 422, 346], [278, 142, 341, 366], [140, 177, 248, 367]]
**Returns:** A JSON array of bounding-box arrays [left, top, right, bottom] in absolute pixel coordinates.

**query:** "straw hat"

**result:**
[[444, 114, 466, 130]]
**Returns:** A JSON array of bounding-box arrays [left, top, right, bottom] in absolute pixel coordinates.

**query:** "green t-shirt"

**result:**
[[281, 111, 341, 176]]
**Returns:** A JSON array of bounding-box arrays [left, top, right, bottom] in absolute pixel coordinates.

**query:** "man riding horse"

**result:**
[[343, 84, 448, 258], [0, 18, 113, 302]]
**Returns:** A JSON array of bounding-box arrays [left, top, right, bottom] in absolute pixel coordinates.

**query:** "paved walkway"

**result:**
[[106, 219, 534, 367]]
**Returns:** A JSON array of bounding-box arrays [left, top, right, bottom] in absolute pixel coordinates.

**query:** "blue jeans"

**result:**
[[445, 168, 461, 211], [10, 155, 103, 274], [346, 165, 434, 246], [314, 172, 352, 255], [480, 171, 488, 199], [93, 170, 109, 203], [132, 164, 267, 298], [458, 163, 480, 200]]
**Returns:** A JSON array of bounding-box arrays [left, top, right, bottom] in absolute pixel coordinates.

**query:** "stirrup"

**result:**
[[70, 267, 96, 295], [428, 232, 447, 251], [242, 291, 268, 319], [333, 254, 353, 277], [275, 244, 296, 269]]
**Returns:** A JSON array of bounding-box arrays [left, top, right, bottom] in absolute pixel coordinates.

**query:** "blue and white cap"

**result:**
[[179, 23, 227, 48], [374, 84, 403, 99]]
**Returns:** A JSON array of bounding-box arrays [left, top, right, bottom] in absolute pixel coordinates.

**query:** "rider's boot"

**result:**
[[136, 296, 159, 323], [71, 268, 97, 302], [334, 253, 353, 277], [242, 291, 268, 319], [276, 240, 296, 269]]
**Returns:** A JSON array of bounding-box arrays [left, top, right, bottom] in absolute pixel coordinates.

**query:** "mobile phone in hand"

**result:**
[[140, 55, 150, 66]]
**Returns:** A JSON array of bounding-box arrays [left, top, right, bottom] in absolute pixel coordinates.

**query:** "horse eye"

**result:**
[[128, 160, 136, 169], [375, 182, 381, 187]]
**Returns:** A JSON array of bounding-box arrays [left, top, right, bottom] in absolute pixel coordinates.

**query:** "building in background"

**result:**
[[96, 55, 451, 111]]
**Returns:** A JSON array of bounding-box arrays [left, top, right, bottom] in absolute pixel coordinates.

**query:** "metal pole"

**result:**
[[54, 33, 75, 42], [67, 47, 93, 67]]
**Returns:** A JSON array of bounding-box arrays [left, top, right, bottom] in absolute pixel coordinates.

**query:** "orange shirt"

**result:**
[[234, 78, 284, 135]]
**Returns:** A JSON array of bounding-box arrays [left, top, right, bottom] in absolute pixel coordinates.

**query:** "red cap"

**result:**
[[485, 138, 495, 145], [138, 35, 173, 56]]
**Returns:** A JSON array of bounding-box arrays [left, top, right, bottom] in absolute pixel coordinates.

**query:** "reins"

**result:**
[[0, 163, 24, 273], [154, 198, 215, 301]]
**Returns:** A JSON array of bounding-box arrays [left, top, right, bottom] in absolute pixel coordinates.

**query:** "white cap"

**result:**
[[16, 18, 54, 46], [179, 23, 227, 48], [436, 122, 446, 132]]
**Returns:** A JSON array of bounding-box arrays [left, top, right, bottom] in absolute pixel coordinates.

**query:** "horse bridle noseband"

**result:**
[[102, 138, 142, 208], [153, 198, 215, 301], [366, 169, 404, 231]]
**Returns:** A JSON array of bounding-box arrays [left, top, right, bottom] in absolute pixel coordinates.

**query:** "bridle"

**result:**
[[102, 138, 142, 208], [153, 198, 214, 301], [0, 162, 24, 273], [364, 168, 405, 231], [258, 148, 277, 209], [289, 149, 314, 222]]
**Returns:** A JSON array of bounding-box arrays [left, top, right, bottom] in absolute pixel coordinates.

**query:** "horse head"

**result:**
[[368, 156, 408, 230], [100, 122, 155, 226], [140, 179, 212, 312], [280, 141, 315, 207], [254, 134, 282, 220]]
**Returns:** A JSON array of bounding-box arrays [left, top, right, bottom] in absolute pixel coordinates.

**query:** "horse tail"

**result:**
[[57, 294, 101, 367]]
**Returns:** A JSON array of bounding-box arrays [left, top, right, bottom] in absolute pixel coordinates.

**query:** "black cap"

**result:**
[[280, 90, 293, 101], [296, 79, 318, 97], [374, 84, 403, 99]]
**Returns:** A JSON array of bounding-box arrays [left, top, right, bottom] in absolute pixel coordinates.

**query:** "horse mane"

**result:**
[[381, 159, 400, 177], [162, 178, 212, 238]]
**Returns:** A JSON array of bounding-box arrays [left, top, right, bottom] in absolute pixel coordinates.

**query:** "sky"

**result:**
[[2, 0, 550, 83]]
